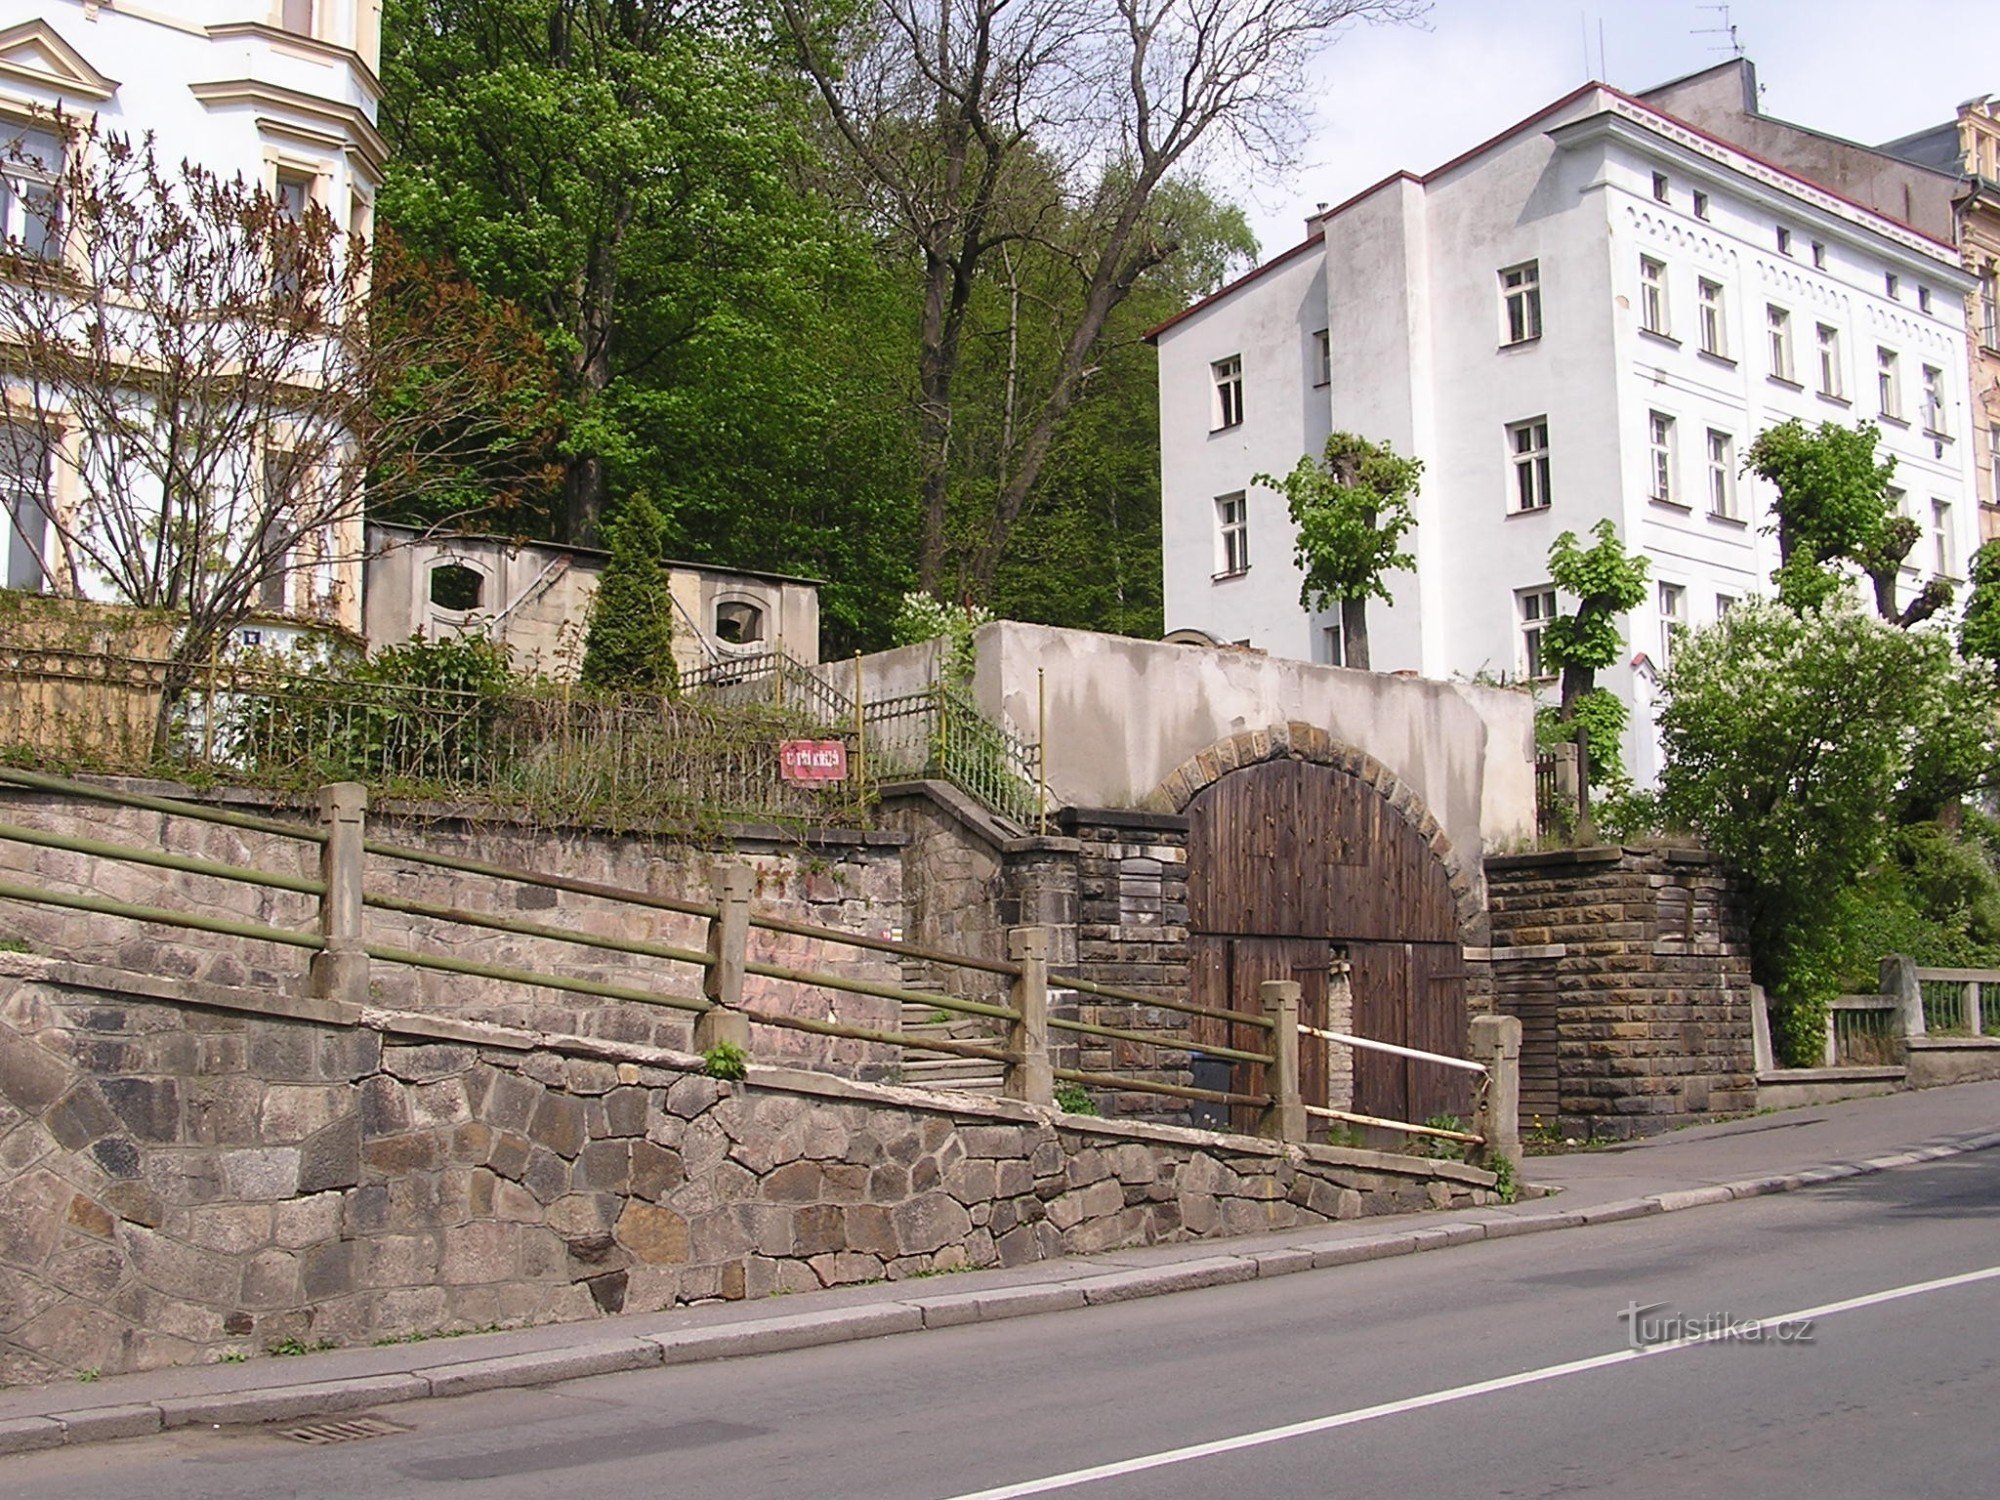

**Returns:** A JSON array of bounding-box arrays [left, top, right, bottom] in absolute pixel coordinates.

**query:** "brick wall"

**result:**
[[1484, 846, 1756, 1141]]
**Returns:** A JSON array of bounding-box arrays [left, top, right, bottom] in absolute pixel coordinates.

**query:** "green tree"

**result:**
[[1540, 521, 1649, 788], [1655, 597, 1995, 1062], [579, 491, 677, 694], [1254, 433, 1420, 670], [1744, 418, 1947, 627], [1959, 539, 2000, 673]]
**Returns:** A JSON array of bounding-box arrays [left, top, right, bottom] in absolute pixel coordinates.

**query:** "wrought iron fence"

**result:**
[[863, 684, 1043, 828], [681, 649, 855, 727]]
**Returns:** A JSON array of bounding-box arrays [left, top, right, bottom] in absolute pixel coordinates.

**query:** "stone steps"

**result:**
[[897, 999, 1006, 1094]]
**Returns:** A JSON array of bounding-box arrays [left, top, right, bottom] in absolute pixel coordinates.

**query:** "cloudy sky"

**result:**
[[1236, 0, 1993, 255]]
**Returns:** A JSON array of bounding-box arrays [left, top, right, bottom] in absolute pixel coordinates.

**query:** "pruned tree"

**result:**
[[1255, 431, 1419, 671], [1745, 417, 1948, 628], [1541, 520, 1648, 788], [579, 489, 678, 694], [778, 0, 1426, 597], [0, 120, 550, 717]]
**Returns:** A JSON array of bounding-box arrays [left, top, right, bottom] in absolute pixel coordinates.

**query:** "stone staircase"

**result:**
[[895, 968, 1007, 1094]]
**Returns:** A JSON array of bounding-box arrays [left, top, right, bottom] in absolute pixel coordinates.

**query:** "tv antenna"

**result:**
[[1693, 4, 1744, 58]]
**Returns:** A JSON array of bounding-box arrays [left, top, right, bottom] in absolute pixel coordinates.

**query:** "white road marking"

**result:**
[[938, 1262, 2000, 1500]]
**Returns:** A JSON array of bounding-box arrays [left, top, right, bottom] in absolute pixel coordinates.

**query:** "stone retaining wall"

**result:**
[[0, 956, 1497, 1382], [0, 782, 905, 1071]]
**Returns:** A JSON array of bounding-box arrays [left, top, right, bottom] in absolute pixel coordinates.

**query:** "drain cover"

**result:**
[[276, 1415, 411, 1446]]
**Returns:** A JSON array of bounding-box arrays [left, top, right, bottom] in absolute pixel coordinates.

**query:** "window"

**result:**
[[1715, 593, 1737, 618], [1639, 256, 1669, 336], [714, 598, 766, 645], [1692, 190, 1710, 221], [1321, 621, 1345, 669], [271, 171, 312, 298], [1922, 364, 1948, 434], [1776, 226, 1793, 255], [1932, 498, 1956, 578], [0, 124, 64, 261], [1888, 487, 1911, 570], [1886, 271, 1900, 300], [281, 0, 314, 36], [1991, 422, 2000, 508], [1312, 329, 1331, 386], [258, 452, 300, 613], [1877, 347, 1902, 419], [429, 564, 484, 612], [1500, 261, 1542, 344], [1652, 172, 1671, 203], [0, 420, 51, 593], [1519, 588, 1557, 680], [1215, 493, 1249, 576], [1810, 241, 1826, 270], [1767, 305, 1794, 381], [1658, 583, 1686, 667], [1697, 278, 1727, 357], [1647, 412, 1677, 503], [1981, 268, 1999, 350], [1918, 286, 1933, 314], [1706, 429, 1737, 519], [1211, 356, 1243, 429], [1816, 324, 1844, 399], [1508, 418, 1551, 512]]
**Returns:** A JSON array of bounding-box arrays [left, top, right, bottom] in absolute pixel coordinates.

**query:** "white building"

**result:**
[[1155, 82, 1982, 787], [0, 2, 385, 639]]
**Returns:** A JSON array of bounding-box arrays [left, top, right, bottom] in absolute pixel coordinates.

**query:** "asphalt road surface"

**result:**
[[7, 1149, 1997, 1499]]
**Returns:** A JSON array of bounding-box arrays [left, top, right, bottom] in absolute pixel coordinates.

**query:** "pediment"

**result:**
[[0, 20, 119, 102]]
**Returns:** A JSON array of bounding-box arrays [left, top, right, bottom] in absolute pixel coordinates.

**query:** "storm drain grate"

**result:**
[[276, 1415, 411, 1446]]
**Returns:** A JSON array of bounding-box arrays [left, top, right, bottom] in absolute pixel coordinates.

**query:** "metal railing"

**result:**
[[1299, 1022, 1490, 1146], [680, 649, 855, 729], [1914, 968, 1999, 1037], [863, 685, 1043, 829]]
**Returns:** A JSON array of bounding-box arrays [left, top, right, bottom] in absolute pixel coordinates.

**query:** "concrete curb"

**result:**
[[14, 1124, 2000, 1456]]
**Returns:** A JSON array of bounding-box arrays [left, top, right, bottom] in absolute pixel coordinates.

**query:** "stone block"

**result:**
[[613, 1201, 689, 1266], [601, 1087, 650, 1138], [99, 1077, 181, 1143], [220, 1147, 301, 1202], [482, 1071, 541, 1135], [358, 1075, 412, 1139], [45, 1084, 120, 1151], [383, 1043, 479, 1084], [629, 1140, 684, 1200], [361, 1132, 440, 1176], [891, 1193, 971, 1256], [564, 1059, 621, 1096], [791, 1203, 845, 1257], [101, 1180, 164, 1229], [440, 1221, 517, 1285], [764, 1160, 823, 1203], [529, 1093, 588, 1158], [125, 1226, 239, 1305]]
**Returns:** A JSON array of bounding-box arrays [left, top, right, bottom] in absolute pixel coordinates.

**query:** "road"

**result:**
[[7, 1148, 1997, 1499]]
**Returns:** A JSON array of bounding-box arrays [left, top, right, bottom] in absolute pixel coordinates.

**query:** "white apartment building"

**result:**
[[0, 2, 385, 638], [1155, 82, 1982, 787]]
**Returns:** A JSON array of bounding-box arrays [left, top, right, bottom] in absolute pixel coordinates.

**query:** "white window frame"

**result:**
[[1932, 498, 1956, 579], [1321, 620, 1345, 668], [1767, 304, 1794, 382], [1507, 418, 1551, 514], [1877, 347, 1902, 420], [1776, 226, 1793, 256], [0, 122, 65, 262], [1816, 323, 1844, 400], [1652, 172, 1671, 203], [1639, 256, 1669, 337], [1211, 355, 1243, 430], [1658, 582, 1686, 668], [1697, 278, 1727, 357], [1922, 364, 1948, 436], [1981, 267, 1999, 351], [1215, 492, 1249, 577], [1692, 190, 1710, 221], [1706, 429, 1737, 519], [1, 418, 53, 593], [1500, 261, 1542, 345], [1518, 587, 1557, 681], [1715, 593, 1737, 619], [1312, 329, 1330, 387], [1648, 411, 1677, 503]]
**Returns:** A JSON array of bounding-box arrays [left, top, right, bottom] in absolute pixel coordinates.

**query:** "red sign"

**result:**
[[780, 739, 848, 783]]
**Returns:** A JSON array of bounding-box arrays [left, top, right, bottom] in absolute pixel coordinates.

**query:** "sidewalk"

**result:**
[[3, 1080, 1996, 1456]]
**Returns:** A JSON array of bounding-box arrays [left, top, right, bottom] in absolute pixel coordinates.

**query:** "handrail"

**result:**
[[748, 910, 1023, 978], [1051, 972, 1277, 1031], [0, 766, 328, 844], [1053, 1066, 1269, 1110], [363, 837, 720, 921], [0, 879, 323, 951], [1300, 1024, 1488, 1076], [1303, 1103, 1484, 1146], [0, 820, 324, 896], [1048, 1013, 1273, 1067]]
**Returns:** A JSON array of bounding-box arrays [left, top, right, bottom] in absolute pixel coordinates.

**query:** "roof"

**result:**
[[1148, 75, 1962, 341], [365, 520, 825, 589]]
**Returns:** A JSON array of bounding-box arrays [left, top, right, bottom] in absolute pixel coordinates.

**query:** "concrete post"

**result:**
[[695, 862, 752, 1054], [1005, 926, 1055, 1108], [1964, 981, 1984, 1038], [1881, 954, 1925, 1043], [1259, 980, 1304, 1145], [1749, 983, 1775, 1075], [309, 782, 369, 1003], [1469, 1013, 1522, 1174]]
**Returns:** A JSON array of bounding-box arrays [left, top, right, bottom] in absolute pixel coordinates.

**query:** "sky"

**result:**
[[1235, 0, 1995, 257]]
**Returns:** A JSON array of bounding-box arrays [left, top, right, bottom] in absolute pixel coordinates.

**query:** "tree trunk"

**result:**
[[1339, 595, 1370, 671]]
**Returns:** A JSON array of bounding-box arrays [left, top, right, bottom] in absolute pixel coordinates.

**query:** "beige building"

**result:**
[[362, 522, 822, 678]]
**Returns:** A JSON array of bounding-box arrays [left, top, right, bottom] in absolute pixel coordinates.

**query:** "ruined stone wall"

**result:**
[[1483, 846, 1755, 1140], [0, 782, 905, 1071], [0, 957, 1497, 1381]]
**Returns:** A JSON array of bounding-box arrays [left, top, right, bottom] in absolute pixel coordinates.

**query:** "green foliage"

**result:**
[[1961, 540, 2000, 669], [579, 492, 677, 696], [1541, 520, 1649, 788], [892, 592, 992, 690], [702, 1041, 748, 1081], [1257, 433, 1421, 613], [1655, 596, 2000, 1063], [268, 1336, 337, 1357], [1409, 1114, 1470, 1161], [1486, 1153, 1519, 1204], [1053, 1082, 1100, 1117]]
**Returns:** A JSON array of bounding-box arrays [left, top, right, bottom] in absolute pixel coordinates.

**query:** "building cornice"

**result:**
[[189, 78, 386, 176], [0, 18, 118, 101], [204, 24, 384, 104]]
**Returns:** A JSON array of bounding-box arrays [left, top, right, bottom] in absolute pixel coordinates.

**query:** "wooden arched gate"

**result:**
[[1186, 758, 1470, 1133]]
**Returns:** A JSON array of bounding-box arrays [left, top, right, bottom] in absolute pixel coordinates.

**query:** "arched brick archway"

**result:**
[[1148, 722, 1476, 1129]]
